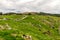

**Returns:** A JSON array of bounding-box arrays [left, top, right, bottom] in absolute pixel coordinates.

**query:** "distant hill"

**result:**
[[0, 12, 60, 17]]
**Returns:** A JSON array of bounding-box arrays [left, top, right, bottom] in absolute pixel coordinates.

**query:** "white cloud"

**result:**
[[0, 0, 60, 14]]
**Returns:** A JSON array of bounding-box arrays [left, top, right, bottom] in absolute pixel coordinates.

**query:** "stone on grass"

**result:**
[[21, 16, 28, 20], [0, 25, 4, 30], [22, 34, 32, 40], [5, 23, 12, 30]]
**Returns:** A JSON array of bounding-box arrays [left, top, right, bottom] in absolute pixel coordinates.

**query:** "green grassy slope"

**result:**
[[0, 14, 60, 40]]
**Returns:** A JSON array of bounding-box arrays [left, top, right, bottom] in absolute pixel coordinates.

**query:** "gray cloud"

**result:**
[[0, 0, 60, 14]]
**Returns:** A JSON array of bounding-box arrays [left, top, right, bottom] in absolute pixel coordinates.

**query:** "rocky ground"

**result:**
[[0, 14, 60, 40]]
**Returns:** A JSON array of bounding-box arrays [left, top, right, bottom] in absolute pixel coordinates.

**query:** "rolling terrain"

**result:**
[[0, 13, 60, 40]]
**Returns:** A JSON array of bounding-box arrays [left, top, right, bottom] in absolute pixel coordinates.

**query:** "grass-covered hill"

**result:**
[[0, 12, 60, 40]]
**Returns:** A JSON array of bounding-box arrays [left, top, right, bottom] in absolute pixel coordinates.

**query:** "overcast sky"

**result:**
[[0, 0, 60, 14]]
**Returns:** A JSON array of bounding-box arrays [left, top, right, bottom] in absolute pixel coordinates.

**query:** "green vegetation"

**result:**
[[0, 12, 60, 40]]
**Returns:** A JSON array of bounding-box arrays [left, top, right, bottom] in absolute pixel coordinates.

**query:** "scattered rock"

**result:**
[[5, 23, 12, 30], [3, 18, 7, 20], [3, 18, 11, 21], [0, 25, 4, 30], [11, 33, 17, 37], [21, 16, 28, 20], [22, 34, 32, 40], [0, 23, 12, 30]]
